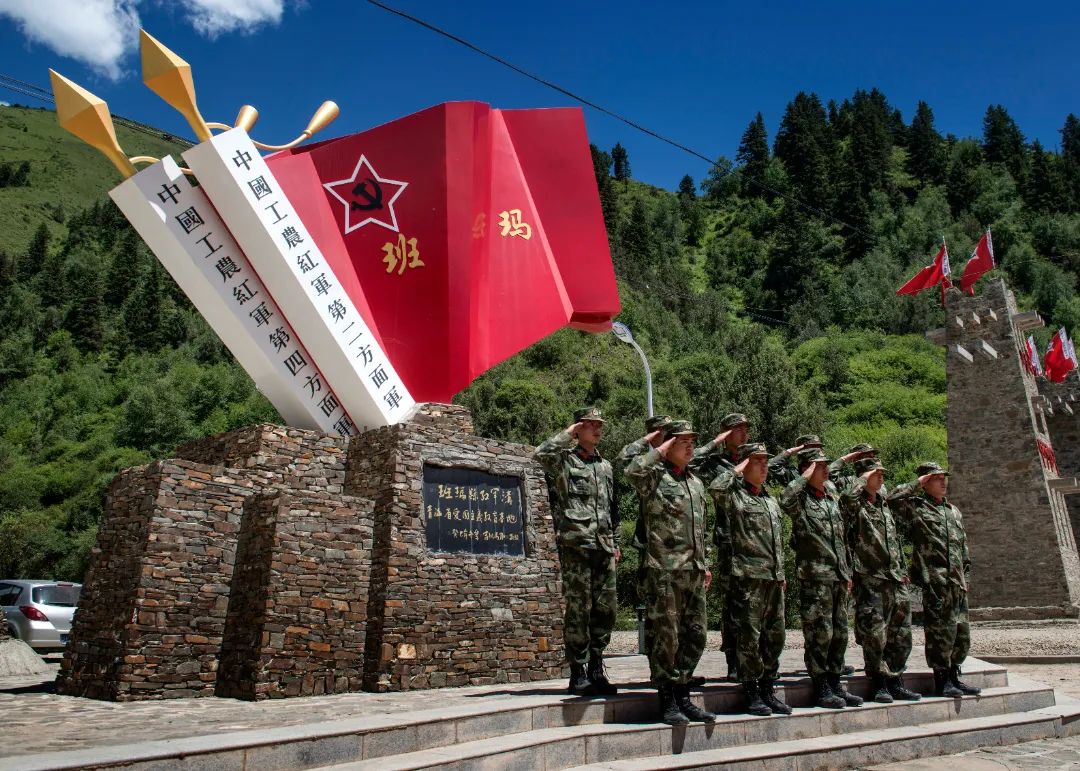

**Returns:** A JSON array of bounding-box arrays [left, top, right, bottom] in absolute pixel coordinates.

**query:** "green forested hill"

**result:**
[[1, 94, 1079, 611]]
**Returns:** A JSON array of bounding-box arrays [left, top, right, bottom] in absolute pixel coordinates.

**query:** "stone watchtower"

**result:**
[[928, 278, 1080, 620]]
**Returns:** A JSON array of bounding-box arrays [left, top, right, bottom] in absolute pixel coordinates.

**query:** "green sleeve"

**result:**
[[780, 475, 808, 514], [625, 446, 665, 499], [616, 437, 649, 472], [533, 429, 574, 476]]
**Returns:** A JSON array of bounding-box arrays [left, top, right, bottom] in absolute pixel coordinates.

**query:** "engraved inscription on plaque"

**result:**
[[422, 465, 525, 556]]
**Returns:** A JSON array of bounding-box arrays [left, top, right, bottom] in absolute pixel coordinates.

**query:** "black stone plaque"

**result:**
[[422, 465, 525, 556]]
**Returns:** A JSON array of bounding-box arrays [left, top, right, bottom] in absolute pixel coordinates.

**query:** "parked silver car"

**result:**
[[0, 580, 81, 650]]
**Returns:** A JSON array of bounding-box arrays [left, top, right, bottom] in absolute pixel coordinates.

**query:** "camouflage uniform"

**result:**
[[781, 455, 851, 680], [768, 434, 823, 489], [616, 415, 673, 663], [689, 412, 747, 674], [840, 461, 911, 679], [534, 410, 619, 668], [625, 423, 710, 687], [708, 449, 785, 686], [887, 466, 971, 673]]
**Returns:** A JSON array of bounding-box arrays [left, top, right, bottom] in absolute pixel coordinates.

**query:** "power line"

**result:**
[[362, 0, 875, 241], [0, 73, 193, 148]]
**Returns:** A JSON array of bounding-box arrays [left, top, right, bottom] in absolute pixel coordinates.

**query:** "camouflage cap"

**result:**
[[720, 413, 750, 429], [854, 457, 886, 474], [736, 442, 770, 462], [796, 434, 823, 447], [666, 420, 697, 438], [916, 461, 950, 477], [573, 406, 605, 424], [848, 443, 877, 455], [645, 414, 673, 433], [796, 447, 830, 465]]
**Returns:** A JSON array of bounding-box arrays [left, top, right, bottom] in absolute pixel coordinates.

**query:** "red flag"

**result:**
[[1045, 329, 1072, 382], [264, 103, 619, 403], [897, 243, 950, 297], [960, 229, 995, 296]]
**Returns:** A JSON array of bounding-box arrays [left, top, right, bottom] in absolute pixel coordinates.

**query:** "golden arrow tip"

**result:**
[[48, 69, 135, 178], [303, 101, 339, 137], [139, 28, 211, 141]]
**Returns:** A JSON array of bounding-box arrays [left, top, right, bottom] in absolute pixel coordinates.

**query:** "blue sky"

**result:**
[[2, 1, 1078, 190]]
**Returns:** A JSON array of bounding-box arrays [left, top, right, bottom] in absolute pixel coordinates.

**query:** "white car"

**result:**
[[0, 580, 81, 651]]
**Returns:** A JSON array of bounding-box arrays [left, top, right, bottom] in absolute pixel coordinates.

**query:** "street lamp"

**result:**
[[611, 321, 653, 656], [611, 322, 653, 418]]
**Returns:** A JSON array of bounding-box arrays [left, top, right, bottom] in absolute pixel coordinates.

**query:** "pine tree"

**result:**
[[589, 144, 618, 231], [907, 101, 946, 184], [611, 142, 631, 182], [615, 198, 652, 286], [736, 112, 770, 197], [21, 222, 50, 283], [1061, 113, 1080, 209], [121, 261, 164, 351], [64, 259, 105, 351], [982, 105, 1027, 180], [946, 139, 984, 215], [676, 175, 703, 246], [773, 92, 833, 211], [1023, 140, 1065, 213]]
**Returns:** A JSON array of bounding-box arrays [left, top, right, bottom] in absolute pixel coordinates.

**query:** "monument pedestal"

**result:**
[[57, 404, 565, 700]]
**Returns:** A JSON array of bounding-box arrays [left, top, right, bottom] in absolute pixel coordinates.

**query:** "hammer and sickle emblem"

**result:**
[[350, 177, 384, 211]]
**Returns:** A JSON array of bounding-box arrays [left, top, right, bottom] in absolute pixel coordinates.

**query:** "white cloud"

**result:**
[[181, 0, 284, 38], [0, 102, 10, 107], [0, 0, 291, 83], [0, 0, 140, 81]]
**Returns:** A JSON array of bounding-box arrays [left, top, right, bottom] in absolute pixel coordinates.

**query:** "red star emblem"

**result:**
[[323, 155, 408, 234]]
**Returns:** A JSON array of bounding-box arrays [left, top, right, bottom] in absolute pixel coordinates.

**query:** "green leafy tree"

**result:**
[[982, 104, 1027, 180], [773, 91, 834, 212], [907, 101, 946, 184]]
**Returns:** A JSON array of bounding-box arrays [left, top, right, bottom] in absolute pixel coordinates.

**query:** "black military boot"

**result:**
[[687, 675, 707, 687], [950, 666, 982, 696], [674, 684, 717, 722], [829, 673, 864, 707], [725, 649, 739, 682], [743, 682, 772, 716], [869, 674, 893, 703], [814, 675, 845, 709], [658, 684, 689, 725], [934, 668, 963, 697], [886, 675, 922, 701], [568, 662, 592, 695], [842, 664, 856, 676], [759, 679, 793, 715], [587, 654, 618, 696]]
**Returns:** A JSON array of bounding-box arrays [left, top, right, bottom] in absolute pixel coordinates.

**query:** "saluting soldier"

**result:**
[[781, 447, 863, 709], [534, 407, 620, 696], [768, 433, 824, 488], [830, 444, 879, 491], [625, 420, 716, 725], [887, 462, 981, 698], [690, 412, 749, 681], [840, 457, 921, 703], [709, 443, 792, 717]]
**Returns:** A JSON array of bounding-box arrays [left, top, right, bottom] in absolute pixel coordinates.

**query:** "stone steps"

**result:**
[[314, 680, 1056, 771], [0, 664, 1026, 771]]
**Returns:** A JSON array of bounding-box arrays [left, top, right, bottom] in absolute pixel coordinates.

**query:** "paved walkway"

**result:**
[[868, 734, 1080, 769]]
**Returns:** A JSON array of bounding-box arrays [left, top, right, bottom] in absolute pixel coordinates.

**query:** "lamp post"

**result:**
[[611, 322, 653, 418], [611, 321, 653, 655]]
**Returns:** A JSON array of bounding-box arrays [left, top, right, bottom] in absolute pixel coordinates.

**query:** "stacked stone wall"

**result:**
[[58, 403, 562, 699], [346, 403, 564, 691], [1039, 379, 1080, 545], [57, 461, 253, 700], [941, 279, 1080, 619], [215, 492, 374, 700]]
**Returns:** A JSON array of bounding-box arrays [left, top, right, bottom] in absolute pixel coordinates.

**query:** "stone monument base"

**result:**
[[56, 404, 565, 701]]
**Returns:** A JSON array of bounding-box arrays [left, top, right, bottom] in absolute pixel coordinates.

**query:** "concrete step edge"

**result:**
[[566, 710, 1063, 770], [0, 669, 1018, 771], [315, 684, 1056, 771]]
